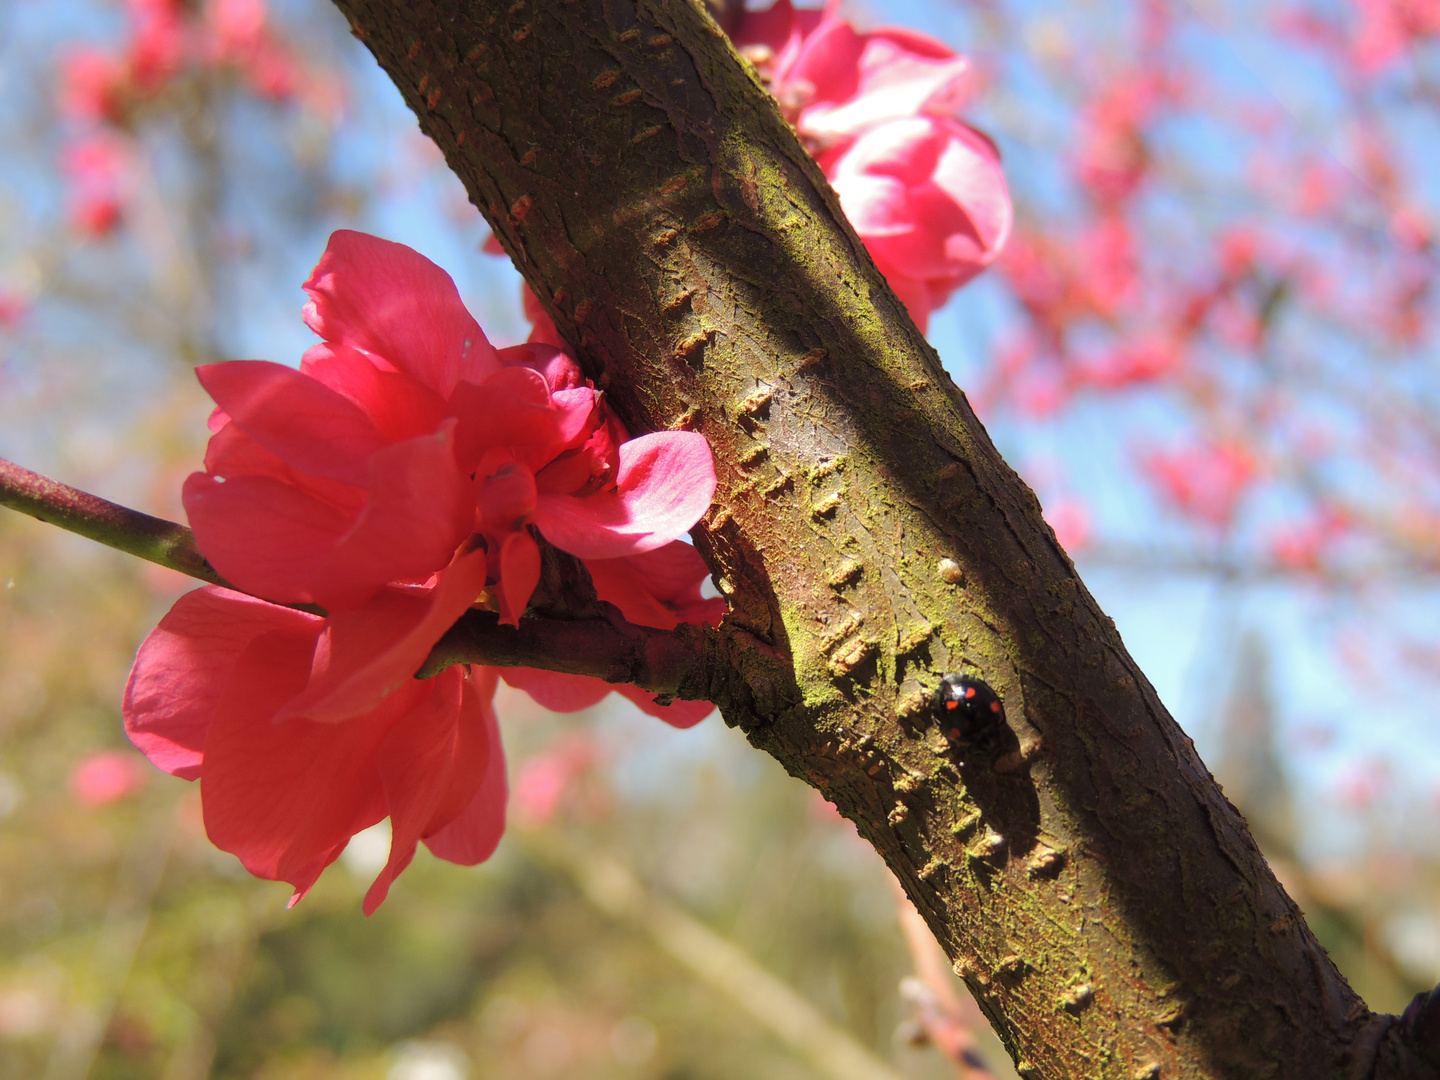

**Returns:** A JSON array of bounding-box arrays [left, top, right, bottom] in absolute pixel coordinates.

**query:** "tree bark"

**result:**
[[324, 1, 1434, 1075]]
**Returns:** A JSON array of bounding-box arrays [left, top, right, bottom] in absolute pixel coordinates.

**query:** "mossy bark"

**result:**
[[324, 0, 1431, 1075]]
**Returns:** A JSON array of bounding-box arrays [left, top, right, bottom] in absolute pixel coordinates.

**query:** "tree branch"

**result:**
[[419, 606, 719, 701], [0, 455, 226, 587]]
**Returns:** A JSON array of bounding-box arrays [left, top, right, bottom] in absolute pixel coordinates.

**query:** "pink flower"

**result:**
[[185, 231, 506, 608], [511, 734, 602, 826], [1072, 334, 1185, 391], [1141, 439, 1258, 529], [1043, 499, 1091, 554], [732, 2, 1008, 331], [188, 227, 716, 635], [239, 230, 718, 624], [734, 1, 974, 147], [1351, 0, 1440, 73], [59, 47, 128, 123], [69, 750, 149, 807], [124, 0, 188, 91], [1074, 74, 1161, 205], [203, 0, 300, 101], [124, 552, 505, 913], [0, 289, 29, 330], [825, 116, 1011, 331], [125, 231, 725, 910], [62, 134, 131, 237]]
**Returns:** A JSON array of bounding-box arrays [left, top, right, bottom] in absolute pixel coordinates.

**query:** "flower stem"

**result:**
[[0, 455, 228, 587]]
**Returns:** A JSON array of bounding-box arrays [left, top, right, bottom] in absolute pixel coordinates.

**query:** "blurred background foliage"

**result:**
[[4, 0, 1440, 1077]]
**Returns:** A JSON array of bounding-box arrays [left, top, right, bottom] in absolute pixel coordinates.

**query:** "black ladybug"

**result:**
[[933, 674, 1007, 758]]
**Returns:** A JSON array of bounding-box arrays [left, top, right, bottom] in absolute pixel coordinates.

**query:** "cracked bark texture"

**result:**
[[326, 1, 1434, 1076]]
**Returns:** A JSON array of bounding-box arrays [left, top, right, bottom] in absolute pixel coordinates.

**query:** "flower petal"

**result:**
[[302, 230, 500, 396], [532, 432, 715, 559], [123, 587, 321, 780], [200, 626, 423, 897], [797, 23, 973, 138], [424, 668, 507, 866], [496, 340, 584, 391], [184, 471, 360, 605], [197, 360, 389, 486], [449, 367, 590, 474], [497, 531, 541, 627], [502, 666, 714, 728], [585, 541, 724, 630], [501, 667, 612, 712], [280, 549, 488, 723], [309, 422, 475, 608], [613, 683, 715, 729], [300, 342, 449, 445], [201, 422, 369, 512], [365, 665, 491, 913]]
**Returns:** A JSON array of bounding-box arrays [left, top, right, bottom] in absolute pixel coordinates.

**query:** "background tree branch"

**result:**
[[320, 0, 1438, 1075]]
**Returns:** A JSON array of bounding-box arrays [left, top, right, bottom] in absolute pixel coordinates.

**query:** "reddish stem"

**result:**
[[0, 455, 226, 587]]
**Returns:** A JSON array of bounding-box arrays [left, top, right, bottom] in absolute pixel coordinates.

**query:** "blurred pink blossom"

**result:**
[[1141, 439, 1258, 529], [0, 290, 29, 330], [1350, 0, 1440, 73], [124, 0, 188, 91], [62, 134, 131, 237], [203, 0, 301, 100], [58, 47, 128, 122], [70, 749, 150, 807], [1074, 73, 1162, 204], [512, 736, 602, 826], [1043, 499, 1091, 553]]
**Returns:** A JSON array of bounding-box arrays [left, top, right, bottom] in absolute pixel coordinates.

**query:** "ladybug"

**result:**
[[933, 674, 1007, 758]]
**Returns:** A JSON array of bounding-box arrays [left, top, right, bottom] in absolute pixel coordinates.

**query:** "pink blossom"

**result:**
[[1043, 499, 1091, 553], [191, 228, 715, 625], [512, 735, 602, 826], [125, 232, 724, 909], [1077, 215, 1138, 317], [733, 1, 974, 146], [1351, 0, 1440, 73], [124, 0, 187, 91], [1074, 74, 1161, 204], [825, 116, 1011, 331], [59, 47, 128, 122], [203, 0, 300, 101], [0, 289, 28, 330], [1072, 334, 1184, 390], [730, 1, 1008, 330], [1141, 439, 1258, 529], [62, 134, 131, 237], [69, 750, 149, 807], [124, 554, 505, 913], [1269, 509, 1349, 570]]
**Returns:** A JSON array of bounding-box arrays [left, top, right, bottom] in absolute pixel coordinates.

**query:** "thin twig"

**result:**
[[0, 456, 226, 587]]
